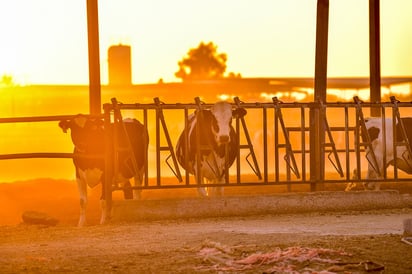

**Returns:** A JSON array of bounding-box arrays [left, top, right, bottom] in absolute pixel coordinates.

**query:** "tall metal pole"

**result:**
[[86, 0, 101, 115], [310, 0, 329, 191], [369, 0, 381, 117], [314, 0, 329, 103]]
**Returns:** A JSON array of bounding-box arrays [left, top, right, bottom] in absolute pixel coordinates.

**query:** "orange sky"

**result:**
[[1, 0, 412, 85]]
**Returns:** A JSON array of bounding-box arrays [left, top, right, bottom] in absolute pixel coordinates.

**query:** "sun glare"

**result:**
[[260, 92, 308, 102], [218, 94, 230, 101], [0, 1, 411, 85]]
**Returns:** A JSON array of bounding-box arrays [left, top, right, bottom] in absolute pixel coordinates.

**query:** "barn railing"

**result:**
[[101, 96, 412, 198], [0, 96, 411, 205], [0, 114, 102, 161]]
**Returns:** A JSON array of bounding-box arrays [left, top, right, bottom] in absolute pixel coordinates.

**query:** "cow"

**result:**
[[59, 114, 148, 226], [354, 117, 412, 190], [176, 101, 246, 197]]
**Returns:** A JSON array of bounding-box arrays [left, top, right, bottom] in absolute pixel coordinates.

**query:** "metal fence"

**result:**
[[103, 96, 412, 193], [0, 96, 411, 204]]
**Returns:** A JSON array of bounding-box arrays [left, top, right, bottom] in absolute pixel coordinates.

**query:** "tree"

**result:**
[[175, 41, 227, 81], [0, 74, 15, 87]]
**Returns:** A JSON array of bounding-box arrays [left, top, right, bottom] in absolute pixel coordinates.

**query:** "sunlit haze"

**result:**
[[1, 0, 412, 85]]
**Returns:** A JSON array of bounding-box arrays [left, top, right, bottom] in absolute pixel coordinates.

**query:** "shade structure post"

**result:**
[[310, 0, 329, 191], [369, 0, 381, 117], [314, 0, 329, 103], [86, 0, 102, 115]]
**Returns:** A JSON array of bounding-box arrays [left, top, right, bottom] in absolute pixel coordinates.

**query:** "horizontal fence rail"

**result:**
[[0, 114, 105, 162]]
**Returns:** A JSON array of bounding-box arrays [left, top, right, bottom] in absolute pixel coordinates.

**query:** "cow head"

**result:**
[[362, 118, 381, 144], [204, 102, 246, 146], [59, 114, 105, 152]]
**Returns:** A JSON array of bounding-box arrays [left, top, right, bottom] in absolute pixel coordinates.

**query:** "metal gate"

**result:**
[[101, 96, 412, 199]]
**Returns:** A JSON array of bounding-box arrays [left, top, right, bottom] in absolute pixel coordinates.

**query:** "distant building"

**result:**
[[108, 44, 132, 86]]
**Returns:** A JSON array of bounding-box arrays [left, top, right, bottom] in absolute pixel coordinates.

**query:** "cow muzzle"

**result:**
[[218, 135, 230, 144]]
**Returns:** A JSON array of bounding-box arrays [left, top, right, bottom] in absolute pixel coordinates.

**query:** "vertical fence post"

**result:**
[[263, 106, 268, 183], [309, 104, 324, 190], [103, 103, 113, 219], [154, 99, 162, 186]]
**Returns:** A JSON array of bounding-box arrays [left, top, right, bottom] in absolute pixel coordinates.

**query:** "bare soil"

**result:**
[[0, 209, 411, 273], [0, 179, 411, 273]]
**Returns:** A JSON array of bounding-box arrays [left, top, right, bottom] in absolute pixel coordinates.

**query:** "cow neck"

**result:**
[[195, 110, 225, 157], [72, 130, 106, 154]]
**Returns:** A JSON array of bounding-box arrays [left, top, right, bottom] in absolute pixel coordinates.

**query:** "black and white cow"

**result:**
[[59, 114, 148, 226], [358, 117, 412, 190], [176, 102, 246, 197]]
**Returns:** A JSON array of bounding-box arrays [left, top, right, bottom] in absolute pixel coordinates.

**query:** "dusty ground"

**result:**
[[0, 179, 411, 273], [0, 209, 412, 273]]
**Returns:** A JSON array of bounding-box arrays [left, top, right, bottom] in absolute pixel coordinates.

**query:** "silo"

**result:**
[[108, 44, 132, 86]]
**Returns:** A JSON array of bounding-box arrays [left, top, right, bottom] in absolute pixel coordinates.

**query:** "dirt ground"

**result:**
[[0, 209, 411, 273], [0, 179, 412, 273]]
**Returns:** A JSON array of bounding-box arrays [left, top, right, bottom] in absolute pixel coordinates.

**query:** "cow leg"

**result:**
[[215, 178, 224, 197], [115, 175, 133, 200], [198, 187, 208, 197], [207, 186, 223, 197], [345, 169, 358, 191], [123, 180, 133, 200], [76, 177, 88, 227], [196, 176, 208, 197], [133, 168, 144, 200], [193, 164, 208, 197], [198, 179, 224, 197], [100, 199, 107, 225], [364, 161, 382, 191], [99, 175, 111, 225], [207, 177, 224, 197], [373, 155, 385, 191]]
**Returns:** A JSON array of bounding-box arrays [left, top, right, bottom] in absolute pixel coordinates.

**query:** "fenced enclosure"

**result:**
[[0, 96, 411, 205]]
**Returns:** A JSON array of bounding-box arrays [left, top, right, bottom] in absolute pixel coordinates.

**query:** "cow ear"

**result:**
[[232, 108, 247, 118], [58, 120, 70, 133]]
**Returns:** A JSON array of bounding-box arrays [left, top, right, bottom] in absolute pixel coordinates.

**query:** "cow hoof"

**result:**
[[215, 187, 224, 197], [363, 182, 380, 191], [100, 215, 111, 225], [123, 188, 133, 199], [122, 181, 133, 199], [133, 190, 142, 200], [197, 188, 208, 198], [345, 182, 356, 191]]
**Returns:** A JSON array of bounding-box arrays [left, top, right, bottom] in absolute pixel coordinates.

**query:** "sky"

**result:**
[[0, 0, 412, 85]]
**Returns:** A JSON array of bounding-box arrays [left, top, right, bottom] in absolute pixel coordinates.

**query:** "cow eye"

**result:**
[[212, 119, 219, 132]]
